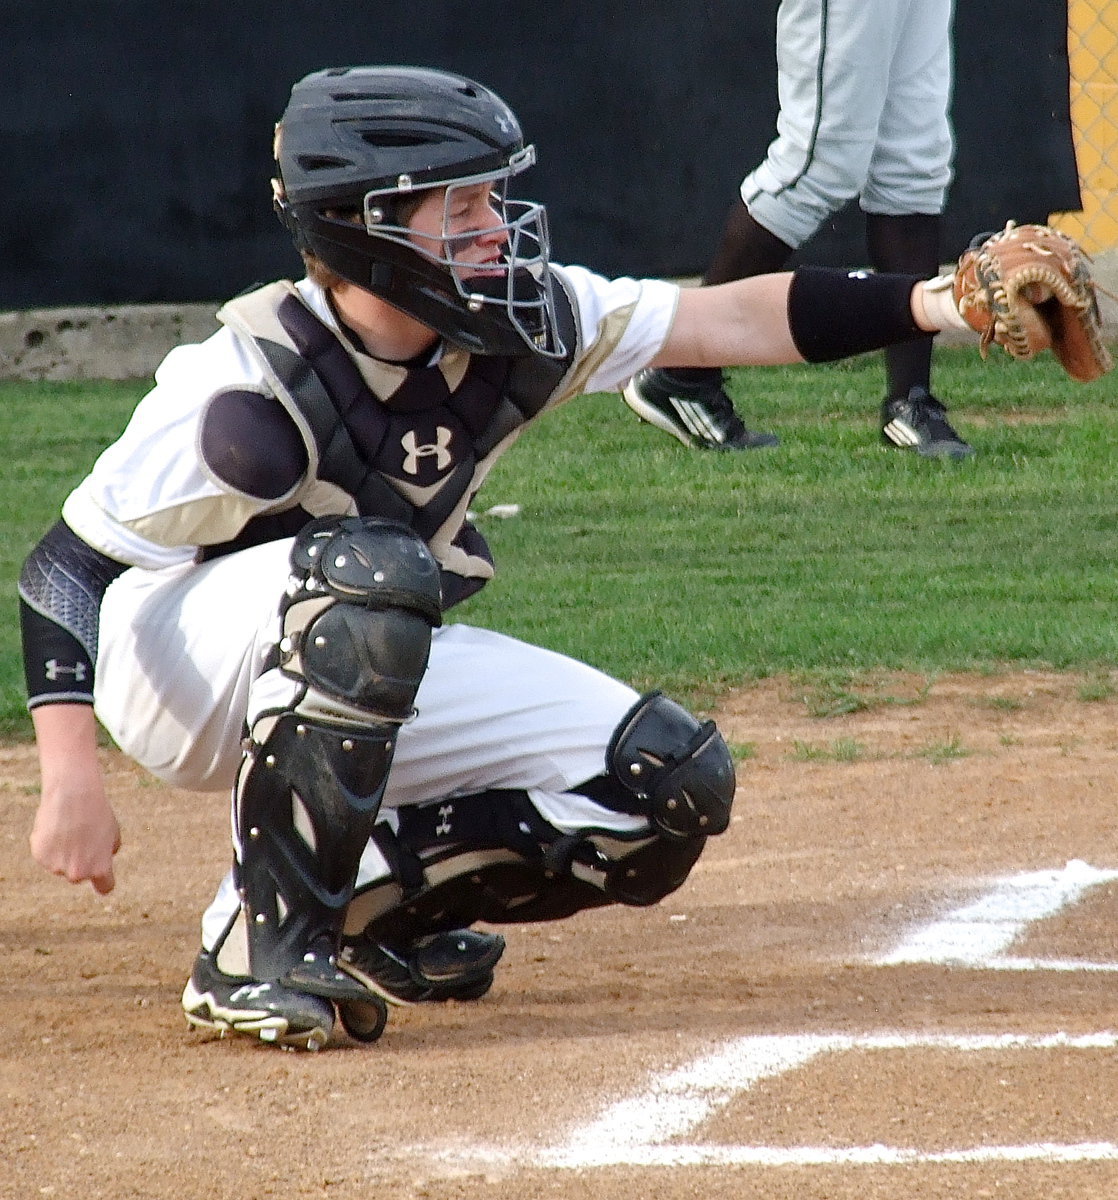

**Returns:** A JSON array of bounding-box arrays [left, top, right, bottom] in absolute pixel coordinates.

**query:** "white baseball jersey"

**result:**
[[65, 265, 676, 784], [46, 267, 680, 940], [741, 0, 955, 248]]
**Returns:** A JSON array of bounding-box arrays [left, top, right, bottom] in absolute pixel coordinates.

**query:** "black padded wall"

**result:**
[[0, 1, 1078, 306]]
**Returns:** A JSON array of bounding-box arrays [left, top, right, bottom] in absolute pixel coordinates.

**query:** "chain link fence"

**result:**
[[1051, 0, 1118, 252]]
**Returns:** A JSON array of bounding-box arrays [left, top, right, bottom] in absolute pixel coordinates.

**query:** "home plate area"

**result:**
[[406, 861, 1118, 1179], [9, 681, 1118, 1200]]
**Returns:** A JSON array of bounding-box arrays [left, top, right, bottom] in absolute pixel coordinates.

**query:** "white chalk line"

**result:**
[[878, 858, 1118, 968], [396, 860, 1118, 1172], [536, 1032, 1118, 1169], [541, 1141, 1118, 1169], [407, 1032, 1118, 1171]]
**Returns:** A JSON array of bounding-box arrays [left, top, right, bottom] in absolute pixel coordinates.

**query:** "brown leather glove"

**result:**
[[954, 222, 1113, 383]]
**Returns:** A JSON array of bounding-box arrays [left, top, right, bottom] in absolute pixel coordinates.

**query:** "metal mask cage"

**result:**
[[356, 148, 566, 358]]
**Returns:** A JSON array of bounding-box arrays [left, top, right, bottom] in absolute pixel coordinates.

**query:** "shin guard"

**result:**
[[237, 517, 441, 985]]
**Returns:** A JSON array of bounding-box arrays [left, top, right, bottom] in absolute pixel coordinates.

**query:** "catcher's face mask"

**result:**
[[358, 150, 564, 358]]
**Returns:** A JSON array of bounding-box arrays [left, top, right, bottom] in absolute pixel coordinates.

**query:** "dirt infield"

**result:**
[[3, 671, 1118, 1200]]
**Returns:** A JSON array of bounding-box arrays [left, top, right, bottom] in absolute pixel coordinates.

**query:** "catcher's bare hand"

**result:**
[[30, 702, 120, 894], [31, 774, 121, 894], [953, 221, 1113, 383]]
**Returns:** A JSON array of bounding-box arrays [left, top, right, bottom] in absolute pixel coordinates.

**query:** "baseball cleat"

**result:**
[[182, 948, 336, 1050], [339, 928, 506, 1005], [622, 368, 778, 451], [881, 387, 974, 459]]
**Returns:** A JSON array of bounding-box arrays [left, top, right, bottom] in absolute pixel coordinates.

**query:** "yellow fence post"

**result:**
[[1051, 0, 1118, 252]]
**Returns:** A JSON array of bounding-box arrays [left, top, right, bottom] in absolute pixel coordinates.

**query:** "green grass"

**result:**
[[920, 735, 972, 765], [0, 381, 148, 732], [792, 670, 934, 718], [455, 349, 1118, 697], [1077, 672, 1116, 702], [790, 737, 868, 763], [3, 347, 1118, 733]]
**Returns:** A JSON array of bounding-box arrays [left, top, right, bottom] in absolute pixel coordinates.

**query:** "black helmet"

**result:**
[[273, 66, 565, 358]]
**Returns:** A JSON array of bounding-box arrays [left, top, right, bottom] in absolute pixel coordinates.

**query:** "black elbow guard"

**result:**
[[18, 520, 128, 708], [788, 265, 926, 363], [20, 598, 95, 707]]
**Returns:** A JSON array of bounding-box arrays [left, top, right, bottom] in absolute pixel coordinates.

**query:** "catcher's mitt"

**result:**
[[953, 221, 1113, 383]]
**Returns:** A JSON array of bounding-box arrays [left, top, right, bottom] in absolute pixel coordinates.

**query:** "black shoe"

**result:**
[[622, 368, 778, 450], [881, 387, 974, 459], [181, 948, 336, 1050], [339, 928, 506, 1005]]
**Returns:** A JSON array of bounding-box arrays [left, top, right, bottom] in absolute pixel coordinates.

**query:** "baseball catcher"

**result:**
[[19, 65, 1106, 1052]]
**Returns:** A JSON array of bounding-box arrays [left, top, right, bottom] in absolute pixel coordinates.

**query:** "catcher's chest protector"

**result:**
[[216, 281, 579, 543]]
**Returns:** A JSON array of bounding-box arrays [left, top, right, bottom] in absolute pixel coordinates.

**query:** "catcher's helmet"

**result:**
[[273, 65, 564, 358]]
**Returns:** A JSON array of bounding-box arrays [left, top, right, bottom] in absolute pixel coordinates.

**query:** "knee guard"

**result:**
[[605, 692, 736, 839], [280, 516, 442, 719], [238, 517, 442, 985]]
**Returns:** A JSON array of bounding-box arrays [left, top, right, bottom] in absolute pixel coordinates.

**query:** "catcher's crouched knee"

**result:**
[[606, 692, 737, 840], [282, 515, 442, 718]]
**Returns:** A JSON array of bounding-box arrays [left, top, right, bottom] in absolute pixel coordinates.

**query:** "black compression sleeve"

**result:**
[[18, 521, 129, 708], [787, 266, 926, 363]]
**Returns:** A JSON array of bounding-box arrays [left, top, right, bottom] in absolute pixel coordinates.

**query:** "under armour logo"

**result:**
[[45, 658, 87, 683], [401, 427, 453, 476], [231, 983, 275, 1003], [435, 804, 454, 836]]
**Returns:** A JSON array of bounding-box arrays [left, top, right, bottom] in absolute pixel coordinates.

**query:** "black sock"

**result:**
[[704, 199, 795, 286], [657, 202, 794, 391], [866, 213, 941, 397]]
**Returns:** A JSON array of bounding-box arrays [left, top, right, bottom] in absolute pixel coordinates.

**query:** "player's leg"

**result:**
[[95, 538, 347, 1045], [198, 834, 509, 1007], [182, 517, 443, 1048], [94, 537, 294, 793], [192, 624, 736, 1024], [860, 0, 954, 225], [624, 0, 889, 452], [193, 622, 644, 1008], [869, 213, 971, 458], [861, 0, 970, 458], [742, 0, 892, 247], [327, 629, 737, 999], [340, 695, 734, 988]]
